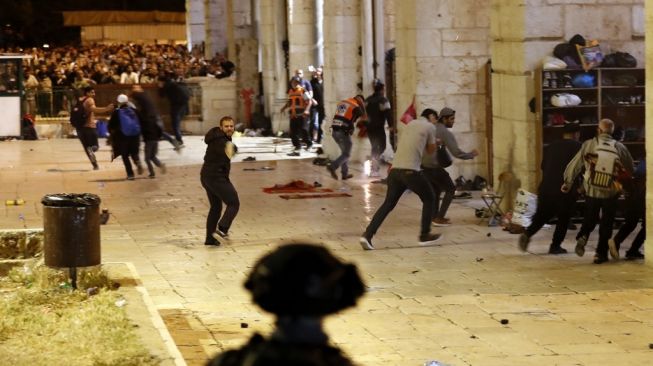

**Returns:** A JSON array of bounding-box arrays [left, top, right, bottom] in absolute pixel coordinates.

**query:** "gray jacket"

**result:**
[[422, 122, 475, 168], [563, 133, 634, 199]]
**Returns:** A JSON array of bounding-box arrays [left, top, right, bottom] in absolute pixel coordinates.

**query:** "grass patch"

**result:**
[[0, 262, 160, 366]]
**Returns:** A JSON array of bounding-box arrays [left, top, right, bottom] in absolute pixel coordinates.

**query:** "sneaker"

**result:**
[[126, 175, 135, 181], [359, 236, 374, 250], [607, 239, 620, 260], [548, 246, 568, 255], [625, 251, 645, 260], [342, 174, 354, 180], [173, 142, 183, 153], [326, 166, 338, 180], [212, 228, 229, 241], [205, 237, 220, 246], [419, 233, 442, 246], [92, 163, 100, 171], [593, 255, 609, 264], [287, 151, 300, 157], [148, 174, 155, 179], [575, 235, 588, 257], [160, 164, 167, 174], [518, 233, 530, 252], [432, 218, 451, 227]]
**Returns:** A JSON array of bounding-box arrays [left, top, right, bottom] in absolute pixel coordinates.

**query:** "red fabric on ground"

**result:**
[[279, 193, 352, 200], [263, 180, 333, 194]]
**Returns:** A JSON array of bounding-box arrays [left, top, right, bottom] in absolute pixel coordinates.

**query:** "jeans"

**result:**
[[121, 136, 142, 177], [144, 140, 163, 176], [170, 104, 188, 143], [330, 129, 352, 177], [310, 108, 324, 143], [577, 195, 619, 258], [363, 169, 435, 238], [422, 167, 455, 219], [289, 115, 311, 149], [525, 190, 577, 247], [201, 174, 240, 239]]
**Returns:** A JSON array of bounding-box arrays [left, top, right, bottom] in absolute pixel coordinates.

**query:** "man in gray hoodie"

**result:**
[[562, 118, 633, 264], [421, 107, 478, 226]]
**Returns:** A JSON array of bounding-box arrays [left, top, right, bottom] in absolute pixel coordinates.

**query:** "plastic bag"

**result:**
[[511, 189, 537, 227]]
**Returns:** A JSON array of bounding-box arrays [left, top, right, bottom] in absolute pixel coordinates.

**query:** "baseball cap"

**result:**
[[439, 107, 455, 118], [116, 94, 129, 104]]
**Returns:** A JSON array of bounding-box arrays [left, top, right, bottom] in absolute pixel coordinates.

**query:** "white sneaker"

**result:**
[[359, 236, 374, 250], [418, 233, 442, 246]]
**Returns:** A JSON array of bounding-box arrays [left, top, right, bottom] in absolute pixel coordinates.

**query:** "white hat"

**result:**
[[116, 94, 129, 104]]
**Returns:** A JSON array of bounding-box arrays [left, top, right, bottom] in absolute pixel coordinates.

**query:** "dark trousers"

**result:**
[[144, 140, 163, 176], [613, 190, 645, 254], [121, 137, 141, 177], [422, 167, 455, 219], [289, 115, 311, 149], [201, 174, 240, 238], [577, 195, 619, 258], [170, 104, 187, 143], [368, 128, 387, 161], [526, 191, 577, 247], [77, 127, 99, 166], [330, 129, 352, 177], [364, 169, 435, 238]]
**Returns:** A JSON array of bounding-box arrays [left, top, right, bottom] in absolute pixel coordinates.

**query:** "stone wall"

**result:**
[[396, 0, 491, 181], [186, 0, 205, 48], [184, 77, 237, 134], [232, 1, 260, 127], [645, 1, 652, 265]]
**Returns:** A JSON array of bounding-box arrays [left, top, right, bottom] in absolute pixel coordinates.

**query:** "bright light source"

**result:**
[[363, 160, 371, 177], [43, 44, 50, 48]]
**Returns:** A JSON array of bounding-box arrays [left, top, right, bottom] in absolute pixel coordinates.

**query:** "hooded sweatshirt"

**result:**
[[201, 127, 234, 177]]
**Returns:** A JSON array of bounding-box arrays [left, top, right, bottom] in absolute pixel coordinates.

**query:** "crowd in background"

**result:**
[[0, 43, 234, 116]]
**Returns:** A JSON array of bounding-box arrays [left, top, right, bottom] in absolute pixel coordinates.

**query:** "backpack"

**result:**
[[70, 97, 88, 128], [585, 138, 620, 189], [117, 107, 141, 137]]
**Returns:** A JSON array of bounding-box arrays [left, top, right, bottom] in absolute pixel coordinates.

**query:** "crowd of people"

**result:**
[[1, 43, 234, 117]]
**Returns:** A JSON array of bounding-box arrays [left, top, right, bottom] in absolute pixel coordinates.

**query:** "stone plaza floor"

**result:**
[[1, 136, 652, 366]]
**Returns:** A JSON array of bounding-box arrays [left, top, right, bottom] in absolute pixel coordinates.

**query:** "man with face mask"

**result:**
[[201, 116, 240, 246]]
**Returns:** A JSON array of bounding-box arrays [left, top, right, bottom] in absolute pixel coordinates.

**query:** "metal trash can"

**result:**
[[42, 193, 101, 269]]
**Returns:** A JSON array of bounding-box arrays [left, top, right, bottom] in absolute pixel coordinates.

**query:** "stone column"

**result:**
[[260, 0, 290, 132], [287, 0, 318, 73], [205, 0, 229, 58], [186, 0, 205, 49], [645, 0, 652, 265], [322, 0, 364, 161], [395, 0, 490, 182]]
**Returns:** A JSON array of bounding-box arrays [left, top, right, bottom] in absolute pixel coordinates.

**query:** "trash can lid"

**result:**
[[41, 193, 101, 207]]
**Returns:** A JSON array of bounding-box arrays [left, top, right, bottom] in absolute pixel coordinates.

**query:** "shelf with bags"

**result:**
[[542, 87, 597, 92], [543, 105, 597, 110], [600, 85, 645, 89]]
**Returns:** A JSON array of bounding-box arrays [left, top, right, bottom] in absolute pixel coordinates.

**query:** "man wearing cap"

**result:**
[[421, 107, 478, 226], [518, 122, 582, 254], [360, 113, 442, 250], [365, 80, 393, 177], [108, 94, 144, 180], [280, 77, 313, 155]]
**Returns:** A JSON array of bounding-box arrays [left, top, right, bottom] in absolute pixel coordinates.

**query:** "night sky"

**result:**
[[0, 0, 185, 47]]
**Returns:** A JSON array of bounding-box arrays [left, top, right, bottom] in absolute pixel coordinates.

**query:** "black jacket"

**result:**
[[131, 91, 162, 141], [540, 138, 582, 195], [201, 127, 233, 176], [365, 92, 392, 131]]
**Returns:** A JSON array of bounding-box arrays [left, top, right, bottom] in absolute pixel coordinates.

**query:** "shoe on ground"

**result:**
[[359, 236, 374, 250], [432, 218, 451, 227], [593, 255, 609, 264], [148, 174, 155, 179], [326, 166, 338, 180], [548, 246, 568, 255], [137, 164, 144, 175], [607, 238, 620, 260], [518, 233, 530, 252], [212, 228, 229, 241], [575, 235, 588, 257], [625, 251, 644, 260], [92, 163, 100, 170], [204, 237, 220, 246], [160, 164, 167, 174], [287, 151, 300, 157], [342, 174, 354, 180], [419, 233, 442, 246], [126, 175, 135, 181]]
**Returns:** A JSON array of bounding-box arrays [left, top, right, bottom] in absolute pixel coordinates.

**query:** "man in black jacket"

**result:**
[[201, 116, 240, 246], [131, 85, 166, 178], [365, 80, 393, 177], [159, 76, 190, 147], [518, 122, 581, 254]]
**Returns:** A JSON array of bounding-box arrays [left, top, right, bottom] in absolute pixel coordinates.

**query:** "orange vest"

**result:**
[[288, 87, 308, 117], [333, 98, 362, 129]]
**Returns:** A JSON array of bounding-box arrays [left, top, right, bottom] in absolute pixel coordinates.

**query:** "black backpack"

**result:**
[[70, 97, 88, 128]]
